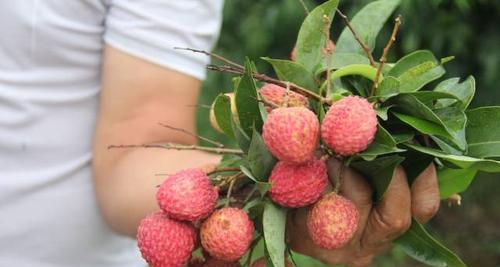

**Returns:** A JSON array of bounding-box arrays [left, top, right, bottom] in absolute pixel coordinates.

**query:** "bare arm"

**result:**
[[92, 46, 220, 237]]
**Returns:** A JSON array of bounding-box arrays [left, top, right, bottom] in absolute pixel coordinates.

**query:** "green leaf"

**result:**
[[438, 168, 477, 199], [336, 0, 401, 55], [434, 76, 475, 111], [213, 94, 235, 138], [316, 53, 371, 74], [235, 59, 263, 137], [263, 201, 287, 267], [295, 0, 339, 72], [330, 64, 380, 82], [247, 130, 277, 181], [396, 219, 467, 267], [466, 106, 500, 159], [390, 94, 466, 150], [290, 251, 342, 267], [393, 112, 449, 137], [405, 144, 500, 173], [262, 58, 318, 93], [388, 50, 446, 92], [392, 132, 414, 144], [375, 76, 400, 98], [232, 119, 251, 153], [240, 165, 272, 198], [351, 155, 405, 201], [358, 125, 405, 161], [375, 105, 393, 120]]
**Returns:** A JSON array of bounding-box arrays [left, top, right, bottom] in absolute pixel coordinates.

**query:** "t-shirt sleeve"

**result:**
[[103, 0, 224, 80]]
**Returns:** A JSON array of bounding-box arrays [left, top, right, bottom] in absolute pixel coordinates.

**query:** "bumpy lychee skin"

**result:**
[[137, 212, 197, 267], [321, 96, 377, 156], [156, 169, 218, 222], [263, 107, 320, 164], [200, 207, 254, 261], [251, 258, 294, 267], [269, 159, 328, 208], [307, 193, 360, 249], [260, 83, 309, 111]]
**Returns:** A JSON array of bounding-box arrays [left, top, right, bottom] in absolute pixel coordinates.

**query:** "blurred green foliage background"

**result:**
[[196, 0, 500, 266]]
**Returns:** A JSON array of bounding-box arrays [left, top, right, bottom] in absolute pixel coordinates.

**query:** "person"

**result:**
[[0, 1, 440, 267]]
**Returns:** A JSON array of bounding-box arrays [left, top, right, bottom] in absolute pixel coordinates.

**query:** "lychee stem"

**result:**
[[297, 0, 310, 15], [333, 159, 345, 194], [225, 178, 236, 207], [207, 167, 242, 175], [371, 15, 402, 96], [108, 143, 244, 155], [158, 123, 225, 148], [336, 9, 376, 67], [174, 47, 244, 71]]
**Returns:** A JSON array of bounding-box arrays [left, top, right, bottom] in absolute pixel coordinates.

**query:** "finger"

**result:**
[[361, 166, 412, 249], [411, 163, 440, 223]]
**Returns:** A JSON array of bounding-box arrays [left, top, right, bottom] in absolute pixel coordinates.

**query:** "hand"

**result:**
[[286, 158, 440, 267]]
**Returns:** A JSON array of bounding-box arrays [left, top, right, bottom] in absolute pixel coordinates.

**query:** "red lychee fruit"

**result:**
[[137, 212, 197, 267], [156, 169, 218, 222], [269, 159, 328, 208], [291, 40, 336, 61], [200, 207, 254, 262], [321, 96, 377, 156], [259, 83, 309, 112], [251, 258, 294, 267], [307, 193, 359, 249], [263, 107, 320, 164]]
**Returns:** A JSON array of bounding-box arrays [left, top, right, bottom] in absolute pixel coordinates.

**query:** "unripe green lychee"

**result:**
[[200, 207, 254, 262], [251, 258, 294, 267], [307, 193, 359, 249], [156, 169, 218, 222], [209, 93, 238, 133], [263, 107, 320, 164], [269, 159, 328, 208], [260, 83, 309, 111], [137, 212, 197, 267], [321, 96, 377, 156]]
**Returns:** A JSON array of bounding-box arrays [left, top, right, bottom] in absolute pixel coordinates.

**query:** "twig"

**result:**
[[218, 172, 244, 188], [323, 15, 334, 95], [207, 65, 331, 104], [186, 104, 211, 109], [336, 9, 376, 67], [258, 94, 280, 109], [243, 186, 259, 204], [225, 178, 236, 207], [297, 0, 310, 15], [333, 159, 345, 193], [174, 47, 244, 71], [158, 123, 224, 148], [283, 82, 291, 107], [108, 143, 244, 155], [372, 15, 402, 96]]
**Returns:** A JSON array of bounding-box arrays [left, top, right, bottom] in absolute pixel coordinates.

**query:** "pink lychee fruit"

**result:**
[[259, 83, 309, 112], [137, 211, 197, 267], [263, 107, 320, 164], [269, 159, 328, 208], [307, 193, 360, 249], [156, 169, 218, 222], [200, 207, 254, 261], [321, 96, 377, 156], [251, 258, 294, 267], [291, 40, 336, 61]]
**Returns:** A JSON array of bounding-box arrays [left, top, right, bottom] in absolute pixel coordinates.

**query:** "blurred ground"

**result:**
[[196, 1, 500, 266]]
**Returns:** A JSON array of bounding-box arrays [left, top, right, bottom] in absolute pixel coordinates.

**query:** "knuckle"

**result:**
[[376, 212, 411, 236]]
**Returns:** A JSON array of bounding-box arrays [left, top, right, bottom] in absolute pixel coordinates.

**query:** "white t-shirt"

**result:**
[[0, 1, 223, 266]]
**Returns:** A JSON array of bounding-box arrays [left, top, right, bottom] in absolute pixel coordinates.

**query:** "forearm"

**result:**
[[92, 147, 221, 237]]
